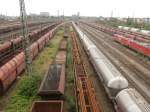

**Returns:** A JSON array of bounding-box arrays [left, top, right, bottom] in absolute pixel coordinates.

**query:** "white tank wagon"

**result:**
[[73, 22, 150, 112], [73, 22, 128, 98], [72, 22, 96, 52], [89, 46, 128, 98], [115, 88, 150, 112], [118, 26, 140, 32], [118, 25, 150, 36], [122, 26, 131, 31], [81, 35, 96, 52], [140, 30, 150, 35], [130, 28, 140, 32]]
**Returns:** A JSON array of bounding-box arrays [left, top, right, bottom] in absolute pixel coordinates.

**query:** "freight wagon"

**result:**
[[73, 22, 150, 112], [0, 23, 63, 94]]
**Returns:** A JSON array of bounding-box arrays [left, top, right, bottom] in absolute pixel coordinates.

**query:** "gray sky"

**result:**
[[0, 0, 149, 17]]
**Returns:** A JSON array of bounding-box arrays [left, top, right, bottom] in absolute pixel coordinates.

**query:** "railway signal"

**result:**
[[19, 0, 32, 75]]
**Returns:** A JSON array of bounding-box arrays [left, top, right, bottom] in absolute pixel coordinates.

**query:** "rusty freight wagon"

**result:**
[[38, 64, 66, 99], [55, 51, 66, 64], [59, 39, 67, 51], [31, 100, 64, 112]]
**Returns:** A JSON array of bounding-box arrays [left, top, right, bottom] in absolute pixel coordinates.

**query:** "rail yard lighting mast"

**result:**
[[19, 0, 32, 75]]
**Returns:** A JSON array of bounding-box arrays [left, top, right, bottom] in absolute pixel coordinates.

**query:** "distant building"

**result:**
[[135, 18, 144, 24], [77, 12, 80, 17], [29, 13, 38, 16], [117, 18, 128, 23], [40, 12, 50, 17], [99, 16, 105, 21], [0, 15, 17, 21], [105, 17, 111, 21], [143, 18, 150, 24]]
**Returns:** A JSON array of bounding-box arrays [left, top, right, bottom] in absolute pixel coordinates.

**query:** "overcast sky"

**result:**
[[0, 0, 149, 17]]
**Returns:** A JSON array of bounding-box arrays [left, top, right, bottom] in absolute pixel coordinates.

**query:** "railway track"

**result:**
[[92, 25, 150, 65], [0, 21, 51, 35], [78, 23, 150, 102], [81, 21, 150, 58], [0, 22, 53, 42], [0, 23, 58, 65], [0, 22, 63, 95], [81, 23, 150, 74], [0, 25, 42, 41]]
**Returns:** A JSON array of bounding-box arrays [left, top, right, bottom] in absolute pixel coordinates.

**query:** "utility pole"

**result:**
[[19, 0, 32, 75], [63, 10, 64, 20], [57, 10, 59, 22], [111, 10, 113, 18]]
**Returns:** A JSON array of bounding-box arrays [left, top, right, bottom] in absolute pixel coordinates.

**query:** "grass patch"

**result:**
[[5, 28, 64, 112], [65, 33, 76, 112]]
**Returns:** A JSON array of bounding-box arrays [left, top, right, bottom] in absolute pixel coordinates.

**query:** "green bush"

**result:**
[[17, 75, 41, 97], [6, 74, 41, 112], [65, 37, 76, 112]]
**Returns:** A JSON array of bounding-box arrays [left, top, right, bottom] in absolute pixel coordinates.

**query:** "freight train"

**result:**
[[0, 36, 23, 63], [73, 22, 150, 112], [0, 23, 59, 62], [38, 38, 67, 98], [32, 34, 68, 112], [113, 34, 150, 57], [0, 21, 53, 35], [118, 26, 150, 36], [81, 22, 150, 57], [0, 23, 62, 94]]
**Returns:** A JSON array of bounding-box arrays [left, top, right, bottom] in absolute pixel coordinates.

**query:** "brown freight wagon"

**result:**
[[31, 100, 63, 112], [38, 64, 66, 99], [55, 51, 66, 65], [59, 39, 67, 51]]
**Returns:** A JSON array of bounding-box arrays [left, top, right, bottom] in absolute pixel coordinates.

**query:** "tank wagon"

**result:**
[[80, 22, 150, 57], [0, 23, 63, 94], [0, 36, 23, 63], [116, 88, 150, 112], [73, 22, 128, 97], [73, 22, 150, 112], [0, 23, 59, 62], [113, 34, 150, 57], [118, 26, 150, 36], [0, 21, 54, 35]]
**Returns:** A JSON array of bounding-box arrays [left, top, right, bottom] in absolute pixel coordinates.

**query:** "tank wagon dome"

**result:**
[[95, 57, 128, 89], [116, 88, 150, 112], [89, 47, 128, 89], [103, 55, 128, 89], [107, 77, 128, 89]]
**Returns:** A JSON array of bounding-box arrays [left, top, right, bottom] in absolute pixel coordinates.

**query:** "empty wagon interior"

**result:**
[[38, 64, 62, 95], [31, 101, 63, 112]]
